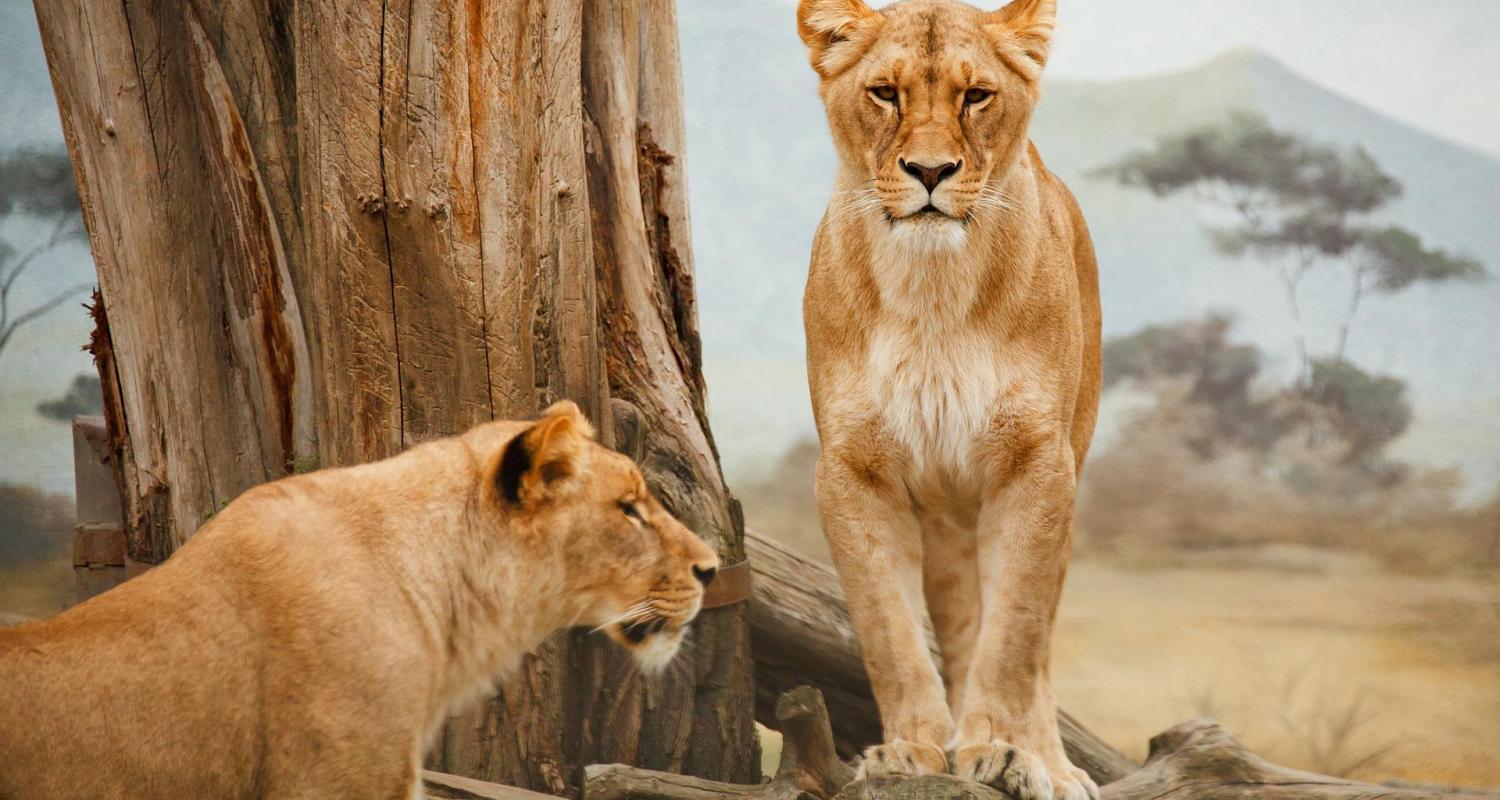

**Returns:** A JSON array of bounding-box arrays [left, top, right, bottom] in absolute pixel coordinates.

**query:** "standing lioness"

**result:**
[[0, 401, 719, 800], [797, 1, 1101, 798]]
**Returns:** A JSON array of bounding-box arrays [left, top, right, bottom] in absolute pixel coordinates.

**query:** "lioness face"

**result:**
[[799, 0, 1054, 247], [493, 402, 720, 674]]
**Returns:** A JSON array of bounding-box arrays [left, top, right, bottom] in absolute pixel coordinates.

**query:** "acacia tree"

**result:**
[[1097, 112, 1483, 380], [0, 147, 92, 365], [35, 0, 756, 793]]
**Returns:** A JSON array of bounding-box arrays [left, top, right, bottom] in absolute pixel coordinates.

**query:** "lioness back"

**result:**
[[0, 401, 719, 800]]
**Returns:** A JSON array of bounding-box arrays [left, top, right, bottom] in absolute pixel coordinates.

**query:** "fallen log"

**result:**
[[588, 689, 1500, 800], [744, 531, 1137, 786], [425, 770, 557, 800], [585, 686, 852, 800], [1101, 718, 1500, 800]]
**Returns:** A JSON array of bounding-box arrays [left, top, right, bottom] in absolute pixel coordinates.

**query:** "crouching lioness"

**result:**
[[797, 1, 1101, 799], [0, 401, 719, 800]]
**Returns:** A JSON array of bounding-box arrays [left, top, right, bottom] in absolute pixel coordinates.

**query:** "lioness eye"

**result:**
[[619, 500, 643, 521], [869, 85, 898, 104], [964, 87, 992, 106]]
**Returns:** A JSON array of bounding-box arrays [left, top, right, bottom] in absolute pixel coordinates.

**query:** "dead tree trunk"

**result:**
[[744, 532, 1139, 787], [35, 0, 756, 794]]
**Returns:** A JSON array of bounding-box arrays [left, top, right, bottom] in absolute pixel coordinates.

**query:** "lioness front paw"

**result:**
[[1067, 765, 1100, 800], [952, 741, 1095, 800], [855, 739, 948, 779]]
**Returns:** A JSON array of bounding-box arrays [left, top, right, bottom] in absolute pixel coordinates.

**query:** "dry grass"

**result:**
[[0, 556, 73, 619], [1053, 563, 1500, 787]]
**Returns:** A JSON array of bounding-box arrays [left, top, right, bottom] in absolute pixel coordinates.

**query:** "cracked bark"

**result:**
[[36, 0, 754, 794]]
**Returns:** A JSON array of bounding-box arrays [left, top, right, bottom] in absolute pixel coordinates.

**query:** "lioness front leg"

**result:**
[[816, 448, 952, 778], [952, 442, 1097, 800]]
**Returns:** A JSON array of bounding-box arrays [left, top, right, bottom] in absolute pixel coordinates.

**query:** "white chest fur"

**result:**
[[867, 319, 1004, 474], [864, 223, 1008, 474]]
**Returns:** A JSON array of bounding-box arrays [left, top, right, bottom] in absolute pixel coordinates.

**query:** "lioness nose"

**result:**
[[901, 158, 960, 192], [692, 564, 717, 587]]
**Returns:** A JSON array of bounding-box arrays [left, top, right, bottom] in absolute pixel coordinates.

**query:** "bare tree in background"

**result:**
[[0, 147, 92, 364]]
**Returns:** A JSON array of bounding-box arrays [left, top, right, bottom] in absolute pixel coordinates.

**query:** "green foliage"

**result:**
[[1103, 315, 1417, 476], [36, 373, 103, 422], [1305, 358, 1413, 466], [1102, 313, 1289, 455], [1358, 226, 1486, 292], [1095, 112, 1399, 217], [1211, 209, 1361, 260]]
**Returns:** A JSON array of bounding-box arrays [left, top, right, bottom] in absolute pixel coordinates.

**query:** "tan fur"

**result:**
[[797, 1, 1102, 798], [0, 401, 718, 800]]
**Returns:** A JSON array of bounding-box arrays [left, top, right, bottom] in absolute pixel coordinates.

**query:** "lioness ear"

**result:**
[[496, 401, 595, 507], [988, 0, 1056, 78], [797, 0, 879, 78]]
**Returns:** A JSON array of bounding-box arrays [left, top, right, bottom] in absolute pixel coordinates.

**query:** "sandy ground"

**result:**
[[1053, 561, 1500, 787]]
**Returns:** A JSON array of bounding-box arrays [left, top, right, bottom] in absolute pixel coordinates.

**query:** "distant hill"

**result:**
[[676, 5, 1500, 490]]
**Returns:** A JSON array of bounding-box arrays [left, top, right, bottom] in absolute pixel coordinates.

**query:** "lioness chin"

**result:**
[[797, 1, 1102, 799], [0, 401, 719, 800]]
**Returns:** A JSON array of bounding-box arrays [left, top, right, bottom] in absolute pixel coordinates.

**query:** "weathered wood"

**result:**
[[586, 701, 1500, 800], [744, 532, 1138, 787], [773, 687, 855, 798], [585, 766, 776, 800], [71, 416, 126, 601], [36, 0, 755, 793], [584, 686, 851, 800], [834, 777, 1002, 800], [1101, 719, 1500, 800], [424, 770, 561, 800]]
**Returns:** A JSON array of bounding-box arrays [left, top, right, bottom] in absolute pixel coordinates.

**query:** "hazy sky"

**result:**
[[1048, 0, 1500, 158], [775, 0, 1500, 158]]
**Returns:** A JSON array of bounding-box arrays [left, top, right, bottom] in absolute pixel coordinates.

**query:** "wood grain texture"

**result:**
[[1101, 719, 1499, 800], [35, 0, 755, 792], [425, 769, 562, 800], [583, 687, 852, 800]]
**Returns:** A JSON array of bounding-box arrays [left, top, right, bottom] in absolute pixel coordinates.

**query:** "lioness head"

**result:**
[[797, 0, 1055, 247], [488, 401, 719, 674]]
